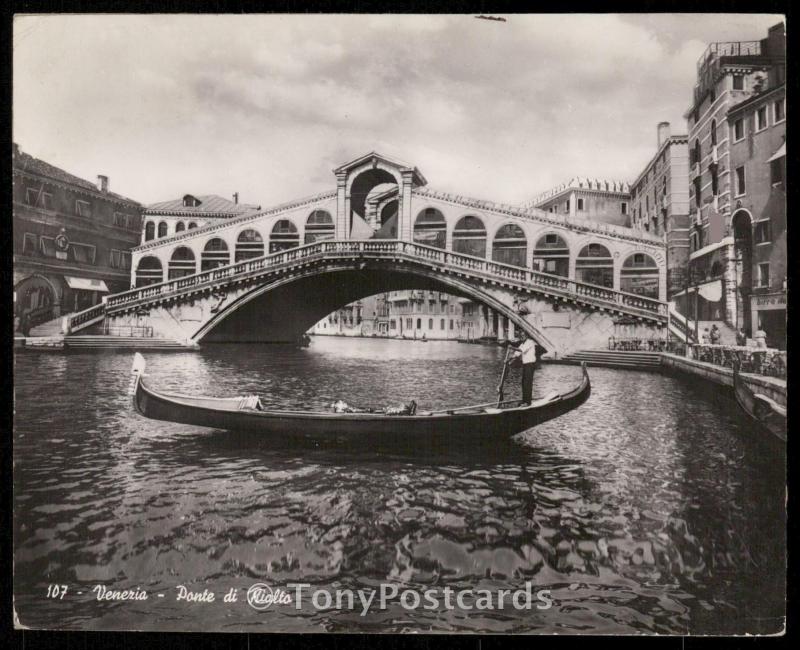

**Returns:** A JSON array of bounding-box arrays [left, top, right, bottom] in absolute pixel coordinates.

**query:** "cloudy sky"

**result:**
[[14, 13, 783, 207]]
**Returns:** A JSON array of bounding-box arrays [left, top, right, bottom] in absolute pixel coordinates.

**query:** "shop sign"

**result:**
[[751, 292, 786, 310]]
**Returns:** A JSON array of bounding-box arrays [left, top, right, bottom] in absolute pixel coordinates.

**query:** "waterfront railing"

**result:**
[[689, 344, 786, 379]]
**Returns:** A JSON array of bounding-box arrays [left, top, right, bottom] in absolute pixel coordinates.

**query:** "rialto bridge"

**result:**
[[66, 153, 669, 357]]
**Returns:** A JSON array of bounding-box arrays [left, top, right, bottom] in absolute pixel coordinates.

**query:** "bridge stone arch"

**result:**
[[189, 261, 558, 352]]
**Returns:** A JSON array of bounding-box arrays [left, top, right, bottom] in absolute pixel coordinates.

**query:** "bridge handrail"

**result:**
[[65, 302, 107, 333], [107, 239, 667, 319]]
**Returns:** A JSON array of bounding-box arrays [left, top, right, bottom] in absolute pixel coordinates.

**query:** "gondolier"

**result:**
[[507, 332, 538, 405]]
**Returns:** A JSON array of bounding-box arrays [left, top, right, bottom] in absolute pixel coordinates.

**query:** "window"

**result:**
[[757, 263, 770, 288], [175, 221, 185, 233], [711, 166, 718, 196], [693, 178, 702, 207], [24, 187, 51, 209], [416, 318, 421, 329], [735, 166, 746, 196], [733, 118, 744, 142], [621, 202, 628, 215], [732, 75, 744, 90], [710, 120, 717, 146], [440, 319, 445, 330], [565, 200, 570, 212], [771, 158, 784, 187], [577, 198, 584, 211], [774, 99, 785, 123], [188, 222, 198, 229], [22, 233, 37, 255], [756, 106, 768, 131], [113, 212, 127, 228], [75, 200, 91, 218], [754, 221, 772, 244], [110, 249, 132, 270], [70, 242, 96, 264], [407, 318, 412, 329], [144, 221, 155, 241], [157, 221, 168, 238], [449, 319, 454, 330]]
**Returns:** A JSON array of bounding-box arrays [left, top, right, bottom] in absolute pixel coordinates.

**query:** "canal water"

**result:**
[[13, 337, 784, 634]]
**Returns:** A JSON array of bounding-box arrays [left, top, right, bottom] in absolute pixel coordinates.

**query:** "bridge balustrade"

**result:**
[[99, 239, 666, 324]]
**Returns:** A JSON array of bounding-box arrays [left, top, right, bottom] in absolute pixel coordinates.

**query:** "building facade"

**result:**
[[727, 82, 786, 348], [142, 194, 261, 242], [311, 291, 512, 342], [522, 178, 632, 228], [12, 143, 143, 332], [630, 122, 690, 298], [675, 23, 785, 341]]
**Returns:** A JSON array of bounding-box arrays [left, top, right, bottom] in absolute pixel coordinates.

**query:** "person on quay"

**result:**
[[701, 327, 710, 345], [507, 331, 538, 405], [709, 324, 721, 345], [754, 324, 768, 349], [736, 327, 747, 347]]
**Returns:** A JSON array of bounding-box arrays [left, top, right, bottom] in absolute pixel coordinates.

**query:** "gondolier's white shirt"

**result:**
[[515, 339, 537, 364]]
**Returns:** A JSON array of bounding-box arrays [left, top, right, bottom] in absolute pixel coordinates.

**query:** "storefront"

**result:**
[[64, 276, 110, 312], [751, 291, 786, 349]]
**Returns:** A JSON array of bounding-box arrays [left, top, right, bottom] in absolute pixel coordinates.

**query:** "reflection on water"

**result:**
[[13, 337, 785, 633]]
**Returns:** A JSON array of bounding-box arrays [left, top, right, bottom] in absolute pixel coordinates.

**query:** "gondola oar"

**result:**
[[497, 344, 513, 406]]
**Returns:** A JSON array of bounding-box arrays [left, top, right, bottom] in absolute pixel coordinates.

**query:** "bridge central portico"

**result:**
[[68, 152, 669, 356]]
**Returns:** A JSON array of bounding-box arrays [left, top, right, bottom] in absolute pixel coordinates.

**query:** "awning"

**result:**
[[766, 142, 786, 163], [65, 276, 109, 292], [698, 279, 723, 302]]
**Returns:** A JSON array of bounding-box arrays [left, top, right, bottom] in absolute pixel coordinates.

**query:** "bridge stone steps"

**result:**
[[29, 316, 64, 337], [63, 336, 194, 351], [559, 349, 662, 370]]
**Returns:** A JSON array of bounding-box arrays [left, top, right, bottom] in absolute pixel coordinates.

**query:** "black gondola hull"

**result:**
[[131, 357, 591, 442]]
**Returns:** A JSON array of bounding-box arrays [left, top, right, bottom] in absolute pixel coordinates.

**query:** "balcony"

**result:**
[[696, 40, 762, 73]]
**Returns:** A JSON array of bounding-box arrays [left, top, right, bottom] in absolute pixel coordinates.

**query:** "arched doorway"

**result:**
[[15, 275, 57, 332], [135, 256, 164, 286], [576, 243, 614, 288], [452, 216, 487, 258], [492, 224, 527, 268], [269, 220, 300, 253], [732, 209, 753, 334], [201, 238, 230, 271], [304, 210, 335, 244], [349, 169, 398, 233], [620, 252, 659, 298], [168, 247, 196, 279], [235, 229, 265, 261], [413, 208, 447, 249], [532, 233, 569, 277]]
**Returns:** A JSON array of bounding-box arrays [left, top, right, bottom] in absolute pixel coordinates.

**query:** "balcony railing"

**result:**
[[74, 240, 667, 328], [697, 40, 762, 72]]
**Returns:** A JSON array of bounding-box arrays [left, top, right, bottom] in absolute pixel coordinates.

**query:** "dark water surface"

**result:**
[[13, 337, 785, 633]]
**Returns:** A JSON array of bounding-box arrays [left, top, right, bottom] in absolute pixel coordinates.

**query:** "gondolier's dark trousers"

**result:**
[[522, 362, 535, 404]]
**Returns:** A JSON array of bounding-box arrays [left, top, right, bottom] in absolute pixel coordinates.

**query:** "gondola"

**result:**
[[733, 364, 786, 443], [130, 353, 591, 441]]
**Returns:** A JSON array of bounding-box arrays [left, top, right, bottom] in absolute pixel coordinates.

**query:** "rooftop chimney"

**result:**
[[233, 192, 239, 205], [97, 175, 109, 193], [657, 122, 671, 148]]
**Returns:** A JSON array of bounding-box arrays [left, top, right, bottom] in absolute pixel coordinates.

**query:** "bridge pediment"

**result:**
[[333, 151, 427, 187]]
